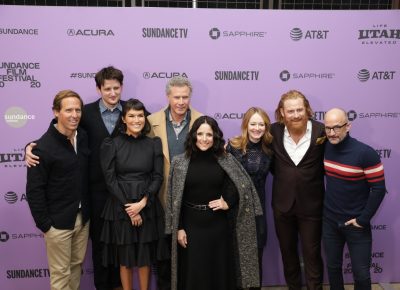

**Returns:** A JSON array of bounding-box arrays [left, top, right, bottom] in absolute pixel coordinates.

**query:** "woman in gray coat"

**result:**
[[165, 116, 263, 290]]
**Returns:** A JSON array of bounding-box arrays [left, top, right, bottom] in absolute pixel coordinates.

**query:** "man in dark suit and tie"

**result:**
[[26, 66, 125, 290], [270, 90, 325, 290]]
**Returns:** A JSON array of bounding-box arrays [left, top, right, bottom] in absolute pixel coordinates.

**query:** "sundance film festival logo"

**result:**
[[67, 29, 114, 37], [0, 231, 10, 242], [358, 24, 399, 45], [290, 27, 329, 41], [4, 107, 35, 128], [357, 69, 396, 82], [279, 70, 334, 81], [344, 252, 384, 274], [143, 72, 188, 79], [142, 27, 188, 38], [0, 62, 41, 88], [209, 27, 266, 40]]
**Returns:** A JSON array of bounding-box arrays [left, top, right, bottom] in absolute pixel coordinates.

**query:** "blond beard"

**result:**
[[285, 119, 308, 136]]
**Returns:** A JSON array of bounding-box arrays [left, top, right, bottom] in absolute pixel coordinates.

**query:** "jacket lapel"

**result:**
[[276, 123, 296, 165], [152, 109, 170, 164], [297, 120, 317, 166]]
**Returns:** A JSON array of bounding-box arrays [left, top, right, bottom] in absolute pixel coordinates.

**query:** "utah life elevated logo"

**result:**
[[358, 24, 399, 45], [290, 27, 329, 41], [357, 69, 396, 82]]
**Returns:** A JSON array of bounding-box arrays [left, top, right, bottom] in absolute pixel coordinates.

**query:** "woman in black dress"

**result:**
[[166, 116, 263, 290], [226, 107, 273, 290], [100, 99, 164, 290]]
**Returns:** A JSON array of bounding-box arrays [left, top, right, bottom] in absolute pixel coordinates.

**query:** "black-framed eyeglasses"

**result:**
[[324, 123, 348, 134]]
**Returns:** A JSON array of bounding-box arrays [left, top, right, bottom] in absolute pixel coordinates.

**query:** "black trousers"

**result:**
[[323, 217, 372, 290], [90, 197, 121, 290], [273, 206, 323, 290], [156, 235, 172, 290]]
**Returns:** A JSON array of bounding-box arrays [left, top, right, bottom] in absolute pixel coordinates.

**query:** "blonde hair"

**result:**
[[274, 90, 313, 123], [229, 107, 272, 155]]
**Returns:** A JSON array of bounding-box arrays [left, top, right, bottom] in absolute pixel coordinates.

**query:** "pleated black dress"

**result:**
[[100, 133, 167, 268], [178, 150, 237, 290]]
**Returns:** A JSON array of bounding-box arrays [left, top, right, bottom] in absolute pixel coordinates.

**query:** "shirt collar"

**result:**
[[167, 107, 190, 125], [99, 99, 122, 113]]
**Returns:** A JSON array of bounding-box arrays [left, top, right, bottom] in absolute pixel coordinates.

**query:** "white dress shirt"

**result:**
[[283, 120, 312, 166]]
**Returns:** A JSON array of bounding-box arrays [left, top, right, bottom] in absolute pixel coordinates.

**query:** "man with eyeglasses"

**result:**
[[323, 108, 386, 290]]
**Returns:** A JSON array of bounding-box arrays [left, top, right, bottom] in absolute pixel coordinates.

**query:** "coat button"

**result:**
[[245, 208, 250, 212], [244, 195, 249, 199], [174, 201, 177, 205], [242, 184, 245, 188]]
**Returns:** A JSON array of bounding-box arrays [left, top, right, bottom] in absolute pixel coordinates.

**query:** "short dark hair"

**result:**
[[52, 90, 83, 112], [120, 99, 150, 135], [95, 66, 124, 89], [185, 116, 225, 158]]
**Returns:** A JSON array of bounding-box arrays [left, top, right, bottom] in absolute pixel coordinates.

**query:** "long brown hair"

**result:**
[[229, 107, 272, 155]]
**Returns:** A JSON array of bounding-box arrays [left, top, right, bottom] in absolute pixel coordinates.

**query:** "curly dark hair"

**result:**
[[120, 98, 151, 135], [185, 116, 225, 158]]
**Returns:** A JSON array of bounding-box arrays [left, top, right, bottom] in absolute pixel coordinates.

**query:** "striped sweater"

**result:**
[[324, 134, 386, 227]]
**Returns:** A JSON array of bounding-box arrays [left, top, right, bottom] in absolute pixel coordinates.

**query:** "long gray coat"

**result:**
[[165, 152, 263, 290]]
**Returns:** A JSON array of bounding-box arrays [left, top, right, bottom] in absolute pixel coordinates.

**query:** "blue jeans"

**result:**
[[322, 217, 372, 290]]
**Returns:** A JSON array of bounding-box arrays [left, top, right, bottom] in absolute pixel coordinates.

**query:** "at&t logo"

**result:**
[[209, 28, 221, 40], [290, 27, 329, 41], [4, 191, 18, 204], [357, 69, 396, 82]]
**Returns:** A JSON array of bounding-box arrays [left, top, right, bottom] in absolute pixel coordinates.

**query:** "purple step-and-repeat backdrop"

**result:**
[[0, 6, 399, 290]]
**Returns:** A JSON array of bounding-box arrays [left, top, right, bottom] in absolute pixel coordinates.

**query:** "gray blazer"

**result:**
[[165, 152, 263, 290]]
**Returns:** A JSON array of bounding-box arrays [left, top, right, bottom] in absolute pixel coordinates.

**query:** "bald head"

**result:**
[[324, 108, 350, 144], [325, 108, 348, 124]]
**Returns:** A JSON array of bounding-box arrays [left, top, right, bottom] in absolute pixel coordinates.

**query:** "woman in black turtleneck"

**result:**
[[226, 107, 273, 290], [166, 116, 263, 290]]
